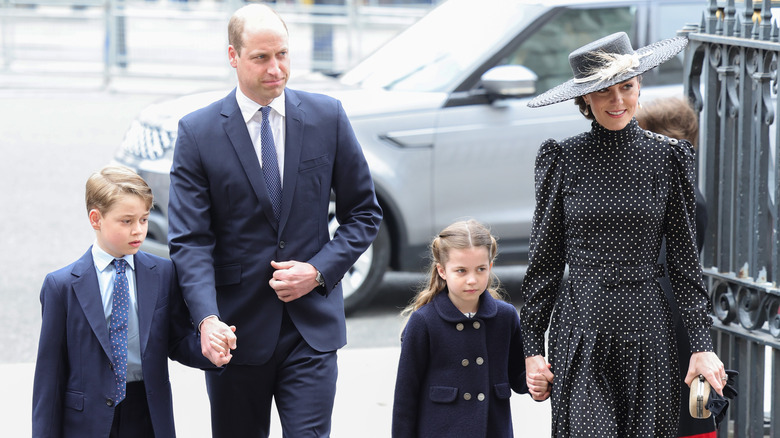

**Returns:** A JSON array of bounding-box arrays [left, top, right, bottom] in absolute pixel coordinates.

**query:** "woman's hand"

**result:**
[[525, 355, 554, 401], [685, 351, 725, 396]]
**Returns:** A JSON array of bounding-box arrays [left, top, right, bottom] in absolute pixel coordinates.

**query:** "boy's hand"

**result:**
[[200, 316, 237, 367]]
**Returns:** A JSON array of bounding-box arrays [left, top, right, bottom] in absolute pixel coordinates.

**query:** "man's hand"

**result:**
[[200, 316, 237, 367], [269, 260, 320, 302], [525, 355, 554, 401]]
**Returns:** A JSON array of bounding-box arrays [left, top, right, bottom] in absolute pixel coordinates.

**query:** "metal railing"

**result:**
[[682, 0, 780, 436], [0, 0, 437, 89]]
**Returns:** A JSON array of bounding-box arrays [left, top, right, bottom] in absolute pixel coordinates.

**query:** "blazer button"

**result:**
[[463, 392, 472, 401], [455, 323, 464, 331], [476, 357, 484, 365], [279, 241, 286, 249], [106, 398, 115, 407], [461, 359, 469, 367], [473, 321, 481, 329], [477, 393, 485, 401]]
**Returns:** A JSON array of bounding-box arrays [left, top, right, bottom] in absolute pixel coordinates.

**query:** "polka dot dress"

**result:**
[[520, 119, 714, 437]]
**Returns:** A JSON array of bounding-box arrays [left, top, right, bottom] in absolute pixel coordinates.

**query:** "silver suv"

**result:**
[[114, 0, 704, 313]]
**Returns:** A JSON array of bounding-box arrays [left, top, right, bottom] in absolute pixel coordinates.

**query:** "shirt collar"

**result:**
[[91, 242, 135, 273], [235, 85, 286, 124]]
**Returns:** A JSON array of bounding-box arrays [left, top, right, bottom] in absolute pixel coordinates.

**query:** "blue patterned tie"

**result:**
[[109, 259, 130, 404], [260, 106, 282, 221]]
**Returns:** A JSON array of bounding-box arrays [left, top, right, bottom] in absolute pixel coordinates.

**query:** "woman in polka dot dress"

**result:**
[[520, 32, 726, 437]]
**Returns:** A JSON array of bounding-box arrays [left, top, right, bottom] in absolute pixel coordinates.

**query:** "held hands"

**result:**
[[685, 351, 726, 396], [526, 355, 554, 401], [270, 260, 319, 302], [199, 316, 237, 367]]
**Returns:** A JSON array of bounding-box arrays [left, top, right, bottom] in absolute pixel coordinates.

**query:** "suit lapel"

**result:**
[[134, 252, 159, 356], [221, 89, 279, 229], [72, 249, 113, 361], [280, 89, 304, 230]]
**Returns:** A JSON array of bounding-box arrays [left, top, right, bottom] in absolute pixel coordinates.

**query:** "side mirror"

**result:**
[[481, 65, 537, 97]]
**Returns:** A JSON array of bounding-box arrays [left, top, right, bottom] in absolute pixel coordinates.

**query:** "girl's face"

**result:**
[[437, 246, 491, 314], [583, 77, 640, 131]]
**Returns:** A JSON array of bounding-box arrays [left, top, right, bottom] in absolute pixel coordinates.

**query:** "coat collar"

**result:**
[[432, 288, 498, 322], [220, 87, 305, 232]]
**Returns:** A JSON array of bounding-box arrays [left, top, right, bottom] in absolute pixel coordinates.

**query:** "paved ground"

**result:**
[[2, 347, 552, 437]]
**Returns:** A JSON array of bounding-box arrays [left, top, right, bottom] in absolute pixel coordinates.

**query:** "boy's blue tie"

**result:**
[[110, 258, 130, 404], [260, 106, 282, 221]]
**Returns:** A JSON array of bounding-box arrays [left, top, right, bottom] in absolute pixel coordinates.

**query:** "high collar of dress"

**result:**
[[590, 117, 640, 146], [433, 288, 498, 322]]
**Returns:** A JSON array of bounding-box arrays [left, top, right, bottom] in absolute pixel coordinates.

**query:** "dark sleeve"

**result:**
[[665, 140, 713, 352], [508, 308, 528, 394], [168, 116, 220, 325], [165, 262, 218, 370], [32, 274, 67, 438], [519, 139, 566, 357], [391, 312, 429, 438]]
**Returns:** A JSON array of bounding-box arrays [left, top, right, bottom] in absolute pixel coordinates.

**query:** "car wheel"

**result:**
[[328, 201, 390, 315]]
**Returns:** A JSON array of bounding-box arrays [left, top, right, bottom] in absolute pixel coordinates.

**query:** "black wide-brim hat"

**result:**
[[527, 32, 688, 108]]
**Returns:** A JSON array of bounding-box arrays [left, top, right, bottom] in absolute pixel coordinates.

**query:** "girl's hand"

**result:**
[[685, 351, 725, 396], [525, 355, 554, 401]]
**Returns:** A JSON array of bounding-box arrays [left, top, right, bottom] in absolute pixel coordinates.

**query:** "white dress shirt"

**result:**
[[92, 243, 143, 382], [235, 86, 287, 185]]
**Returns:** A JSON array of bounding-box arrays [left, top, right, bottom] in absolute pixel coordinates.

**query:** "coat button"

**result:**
[[106, 398, 115, 407], [463, 392, 472, 401], [279, 241, 286, 249], [473, 321, 481, 329], [456, 323, 464, 331], [476, 357, 484, 365], [477, 393, 485, 401], [461, 359, 469, 367]]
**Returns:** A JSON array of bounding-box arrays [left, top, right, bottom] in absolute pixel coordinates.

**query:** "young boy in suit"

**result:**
[[32, 165, 232, 438]]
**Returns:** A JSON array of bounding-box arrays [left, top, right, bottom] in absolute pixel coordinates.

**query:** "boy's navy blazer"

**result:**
[[32, 248, 208, 438], [168, 87, 382, 364]]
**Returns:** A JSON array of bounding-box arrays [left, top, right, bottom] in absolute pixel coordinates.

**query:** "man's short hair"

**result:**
[[85, 165, 153, 214]]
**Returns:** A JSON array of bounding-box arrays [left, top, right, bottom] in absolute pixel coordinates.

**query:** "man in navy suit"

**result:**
[[168, 4, 382, 437], [32, 165, 223, 438]]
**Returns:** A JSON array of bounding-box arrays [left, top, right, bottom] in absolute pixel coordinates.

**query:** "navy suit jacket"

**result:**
[[392, 291, 528, 438], [32, 249, 210, 438], [168, 87, 382, 365]]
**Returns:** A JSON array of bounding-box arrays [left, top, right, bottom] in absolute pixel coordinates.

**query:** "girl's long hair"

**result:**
[[401, 219, 504, 317]]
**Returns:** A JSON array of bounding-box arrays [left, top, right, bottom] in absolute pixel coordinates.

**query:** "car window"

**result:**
[[501, 7, 637, 95], [644, 2, 703, 86], [340, 0, 544, 92]]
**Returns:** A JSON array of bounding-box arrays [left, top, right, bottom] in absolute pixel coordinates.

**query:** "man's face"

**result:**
[[229, 24, 290, 106]]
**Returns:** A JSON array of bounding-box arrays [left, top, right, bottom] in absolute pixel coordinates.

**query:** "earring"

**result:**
[[583, 105, 589, 116], [638, 101, 642, 109]]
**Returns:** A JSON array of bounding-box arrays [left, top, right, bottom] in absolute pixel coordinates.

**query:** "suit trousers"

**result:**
[[109, 381, 154, 438], [206, 307, 338, 438]]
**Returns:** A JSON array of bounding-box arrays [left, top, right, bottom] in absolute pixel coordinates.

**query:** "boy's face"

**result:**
[[90, 194, 149, 258]]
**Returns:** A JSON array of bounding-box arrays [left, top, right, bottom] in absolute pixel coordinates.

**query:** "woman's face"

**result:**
[[583, 77, 640, 131]]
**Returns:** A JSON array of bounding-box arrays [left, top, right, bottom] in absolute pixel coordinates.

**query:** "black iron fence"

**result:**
[[682, 0, 780, 436]]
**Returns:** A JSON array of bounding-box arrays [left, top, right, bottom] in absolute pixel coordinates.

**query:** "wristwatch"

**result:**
[[315, 270, 326, 288]]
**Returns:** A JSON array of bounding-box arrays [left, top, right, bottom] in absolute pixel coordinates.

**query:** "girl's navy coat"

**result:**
[[392, 290, 528, 437]]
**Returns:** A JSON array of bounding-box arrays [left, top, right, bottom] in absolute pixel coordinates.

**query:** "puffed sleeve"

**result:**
[[665, 139, 713, 352], [520, 139, 567, 357]]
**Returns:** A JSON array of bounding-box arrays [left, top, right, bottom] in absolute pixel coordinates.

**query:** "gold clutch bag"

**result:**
[[689, 375, 712, 419]]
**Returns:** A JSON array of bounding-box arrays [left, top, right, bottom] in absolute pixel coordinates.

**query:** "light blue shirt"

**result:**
[[91, 244, 143, 382]]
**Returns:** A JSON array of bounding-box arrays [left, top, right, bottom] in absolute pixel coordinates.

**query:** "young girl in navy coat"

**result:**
[[392, 220, 528, 437]]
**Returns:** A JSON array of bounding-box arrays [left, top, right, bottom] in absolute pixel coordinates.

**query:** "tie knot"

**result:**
[[260, 106, 271, 120], [113, 258, 128, 274]]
